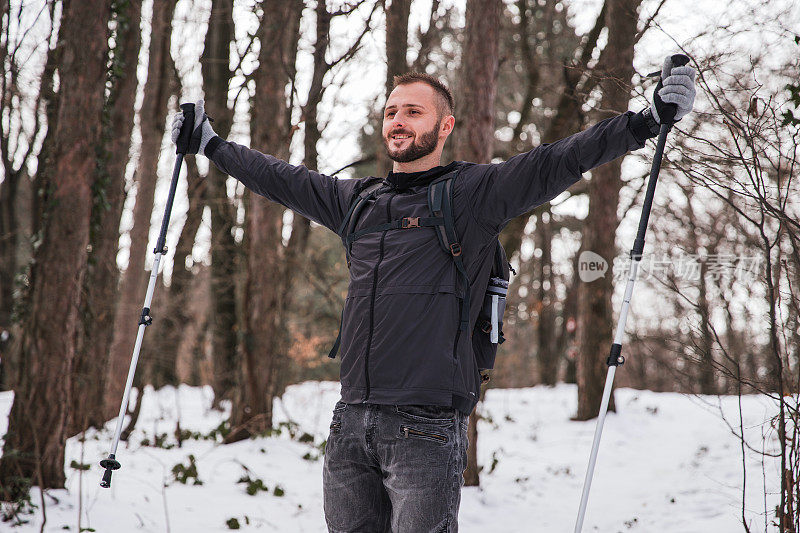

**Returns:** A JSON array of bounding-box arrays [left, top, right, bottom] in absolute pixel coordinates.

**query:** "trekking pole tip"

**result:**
[[99, 454, 121, 488]]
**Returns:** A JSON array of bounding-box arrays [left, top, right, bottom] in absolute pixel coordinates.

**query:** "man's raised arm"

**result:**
[[171, 100, 357, 233], [464, 58, 696, 233]]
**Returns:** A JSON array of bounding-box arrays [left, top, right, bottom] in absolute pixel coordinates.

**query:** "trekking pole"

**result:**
[[573, 54, 689, 532], [99, 103, 197, 488]]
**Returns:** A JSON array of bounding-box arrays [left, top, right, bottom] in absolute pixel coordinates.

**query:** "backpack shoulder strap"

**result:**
[[427, 167, 462, 254], [337, 178, 384, 236], [337, 179, 388, 266], [427, 168, 470, 331]]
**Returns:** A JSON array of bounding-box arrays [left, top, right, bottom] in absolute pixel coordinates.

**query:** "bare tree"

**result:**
[[575, 0, 642, 421], [666, 49, 800, 528], [0, 0, 58, 386], [272, 0, 377, 396], [410, 0, 440, 72], [200, 0, 239, 405], [454, 0, 501, 488], [69, 0, 143, 436], [496, 0, 606, 387], [226, 1, 303, 442], [534, 209, 558, 383], [226, 0, 376, 441], [375, 0, 411, 177], [0, 0, 111, 496], [106, 0, 177, 417]]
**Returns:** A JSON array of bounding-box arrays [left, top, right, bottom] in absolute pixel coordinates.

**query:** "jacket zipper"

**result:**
[[453, 300, 462, 362], [363, 191, 395, 402], [401, 425, 448, 443]]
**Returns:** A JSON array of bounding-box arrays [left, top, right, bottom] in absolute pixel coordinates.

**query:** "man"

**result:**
[[173, 56, 695, 532]]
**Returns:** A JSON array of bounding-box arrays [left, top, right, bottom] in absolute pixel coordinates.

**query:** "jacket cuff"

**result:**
[[204, 135, 224, 158], [628, 108, 660, 144]]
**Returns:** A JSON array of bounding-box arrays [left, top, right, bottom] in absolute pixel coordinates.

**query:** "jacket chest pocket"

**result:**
[[347, 203, 456, 294]]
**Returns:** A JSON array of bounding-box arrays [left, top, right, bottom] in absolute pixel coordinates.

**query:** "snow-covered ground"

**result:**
[[0, 382, 781, 532]]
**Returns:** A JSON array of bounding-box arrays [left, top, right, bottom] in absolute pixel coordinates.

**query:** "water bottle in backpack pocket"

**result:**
[[472, 242, 512, 372]]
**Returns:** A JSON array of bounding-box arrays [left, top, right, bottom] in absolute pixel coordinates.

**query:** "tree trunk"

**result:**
[[696, 258, 716, 393], [376, 0, 411, 176], [411, 0, 441, 73], [455, 0, 501, 488], [536, 207, 558, 384], [200, 0, 239, 405], [226, 1, 302, 442], [0, 168, 20, 372], [0, 129, 19, 352], [106, 0, 177, 417], [561, 252, 581, 384], [69, 0, 143, 436], [266, 0, 329, 399], [683, 187, 716, 394], [0, 0, 111, 496], [0, 1, 12, 313], [1, 11, 61, 389], [30, 11, 62, 239], [765, 240, 783, 393], [575, 0, 641, 421]]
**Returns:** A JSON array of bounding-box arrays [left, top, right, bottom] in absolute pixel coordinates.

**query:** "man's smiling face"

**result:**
[[382, 82, 451, 164]]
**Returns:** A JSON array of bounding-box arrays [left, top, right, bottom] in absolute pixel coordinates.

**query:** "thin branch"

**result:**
[[329, 0, 369, 17], [633, 0, 668, 45], [329, 153, 376, 176], [327, 1, 380, 70]]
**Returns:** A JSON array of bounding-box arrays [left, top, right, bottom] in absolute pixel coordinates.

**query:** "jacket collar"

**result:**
[[385, 161, 459, 191]]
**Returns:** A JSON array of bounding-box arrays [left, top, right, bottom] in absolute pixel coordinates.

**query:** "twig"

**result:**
[[38, 486, 45, 533], [738, 377, 751, 532], [162, 478, 171, 533], [78, 431, 85, 532], [29, 411, 46, 533]]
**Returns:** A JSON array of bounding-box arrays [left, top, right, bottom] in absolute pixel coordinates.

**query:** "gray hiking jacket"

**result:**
[[206, 110, 656, 414]]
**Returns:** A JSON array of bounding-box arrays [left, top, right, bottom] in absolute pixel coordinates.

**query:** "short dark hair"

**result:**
[[391, 72, 454, 118]]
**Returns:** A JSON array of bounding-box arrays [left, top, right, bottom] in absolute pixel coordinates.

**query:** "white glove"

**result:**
[[650, 56, 697, 124], [171, 99, 217, 155]]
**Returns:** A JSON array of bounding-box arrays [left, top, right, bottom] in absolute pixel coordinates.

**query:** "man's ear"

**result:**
[[441, 115, 455, 137]]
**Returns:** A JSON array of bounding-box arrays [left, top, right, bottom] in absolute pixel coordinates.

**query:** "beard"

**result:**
[[384, 119, 441, 163]]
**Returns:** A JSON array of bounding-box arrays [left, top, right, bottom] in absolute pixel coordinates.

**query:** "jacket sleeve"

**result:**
[[464, 111, 652, 232], [205, 138, 355, 233]]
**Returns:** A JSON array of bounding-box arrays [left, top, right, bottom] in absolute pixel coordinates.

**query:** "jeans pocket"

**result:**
[[399, 425, 449, 444], [395, 404, 455, 424], [330, 402, 347, 434]]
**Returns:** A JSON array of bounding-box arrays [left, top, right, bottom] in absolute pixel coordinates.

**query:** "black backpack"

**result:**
[[328, 168, 512, 376]]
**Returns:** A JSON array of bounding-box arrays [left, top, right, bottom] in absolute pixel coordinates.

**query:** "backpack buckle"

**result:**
[[401, 217, 420, 228], [449, 242, 462, 256]]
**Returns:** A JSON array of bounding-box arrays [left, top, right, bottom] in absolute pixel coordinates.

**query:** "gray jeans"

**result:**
[[323, 401, 469, 533]]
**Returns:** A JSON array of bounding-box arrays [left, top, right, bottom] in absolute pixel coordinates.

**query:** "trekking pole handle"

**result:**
[[175, 103, 195, 155], [658, 54, 690, 126]]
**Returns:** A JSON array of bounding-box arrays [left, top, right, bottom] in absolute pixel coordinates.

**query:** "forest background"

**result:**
[[0, 0, 798, 529]]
